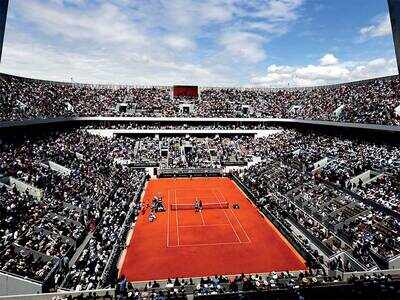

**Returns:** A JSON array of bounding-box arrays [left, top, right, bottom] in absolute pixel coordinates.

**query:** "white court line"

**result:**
[[173, 187, 214, 191], [167, 240, 251, 248], [211, 189, 242, 243], [174, 197, 217, 202], [216, 188, 252, 243], [166, 189, 170, 247], [198, 195, 205, 226], [174, 189, 180, 246], [199, 210, 206, 225], [175, 193, 207, 227], [178, 224, 230, 228], [176, 196, 217, 200]]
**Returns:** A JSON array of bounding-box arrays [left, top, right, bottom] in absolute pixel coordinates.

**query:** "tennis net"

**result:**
[[170, 202, 229, 210]]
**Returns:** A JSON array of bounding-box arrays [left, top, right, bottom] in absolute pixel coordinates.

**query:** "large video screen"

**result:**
[[173, 85, 198, 98]]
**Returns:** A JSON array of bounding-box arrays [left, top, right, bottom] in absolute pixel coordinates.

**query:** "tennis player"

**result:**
[[194, 199, 200, 212]]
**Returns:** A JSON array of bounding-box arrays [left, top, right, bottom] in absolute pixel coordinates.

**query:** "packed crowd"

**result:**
[[0, 246, 57, 282], [69, 129, 400, 220], [47, 271, 400, 299], [1, 73, 400, 125], [62, 167, 144, 291], [240, 163, 400, 270], [236, 129, 400, 270], [358, 174, 400, 213], [288, 182, 366, 229], [113, 271, 330, 299], [0, 130, 145, 289], [2, 121, 400, 292], [237, 129, 400, 215], [110, 271, 400, 300], [110, 134, 260, 169]]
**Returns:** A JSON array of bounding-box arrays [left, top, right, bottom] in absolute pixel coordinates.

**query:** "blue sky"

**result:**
[[0, 0, 397, 87]]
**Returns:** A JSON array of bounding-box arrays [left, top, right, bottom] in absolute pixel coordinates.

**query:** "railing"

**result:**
[[221, 161, 248, 166], [2, 117, 400, 137], [193, 278, 400, 300], [158, 168, 223, 178], [0, 289, 115, 300], [0, 271, 43, 297], [325, 181, 400, 220], [342, 268, 400, 280], [285, 215, 336, 257]]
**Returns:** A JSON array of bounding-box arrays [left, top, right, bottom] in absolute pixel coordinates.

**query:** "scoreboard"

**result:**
[[173, 85, 199, 98]]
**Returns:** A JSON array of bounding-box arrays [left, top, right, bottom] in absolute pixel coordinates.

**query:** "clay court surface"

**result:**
[[119, 177, 306, 282]]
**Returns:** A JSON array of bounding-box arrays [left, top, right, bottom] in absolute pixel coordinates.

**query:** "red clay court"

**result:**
[[119, 177, 306, 282]]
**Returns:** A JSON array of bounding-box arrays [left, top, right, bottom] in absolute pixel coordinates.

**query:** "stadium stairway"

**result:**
[[69, 233, 93, 267]]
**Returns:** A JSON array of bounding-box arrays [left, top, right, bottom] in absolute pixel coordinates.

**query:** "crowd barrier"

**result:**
[[9, 177, 43, 200], [158, 168, 223, 178], [324, 181, 400, 220], [48, 161, 72, 176], [0, 289, 115, 300], [284, 214, 336, 258], [1, 117, 400, 140], [2, 245, 67, 295], [221, 161, 247, 167], [113, 158, 159, 167], [0, 273, 42, 297], [194, 279, 400, 300]]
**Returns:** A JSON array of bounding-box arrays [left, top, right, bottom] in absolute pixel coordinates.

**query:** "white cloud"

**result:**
[[1, 0, 306, 86], [244, 21, 289, 34], [15, 1, 148, 46], [319, 53, 339, 66], [251, 54, 397, 87], [220, 32, 266, 63], [250, 0, 304, 22], [360, 14, 392, 39], [163, 35, 196, 51], [0, 33, 227, 86], [295, 64, 350, 80], [199, 1, 234, 23]]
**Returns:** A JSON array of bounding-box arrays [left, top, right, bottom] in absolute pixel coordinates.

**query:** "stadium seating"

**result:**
[[1, 73, 400, 125], [1, 72, 400, 299]]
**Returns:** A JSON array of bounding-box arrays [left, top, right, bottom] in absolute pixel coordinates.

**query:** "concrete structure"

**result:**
[[388, 0, 400, 74], [0, 0, 9, 62]]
